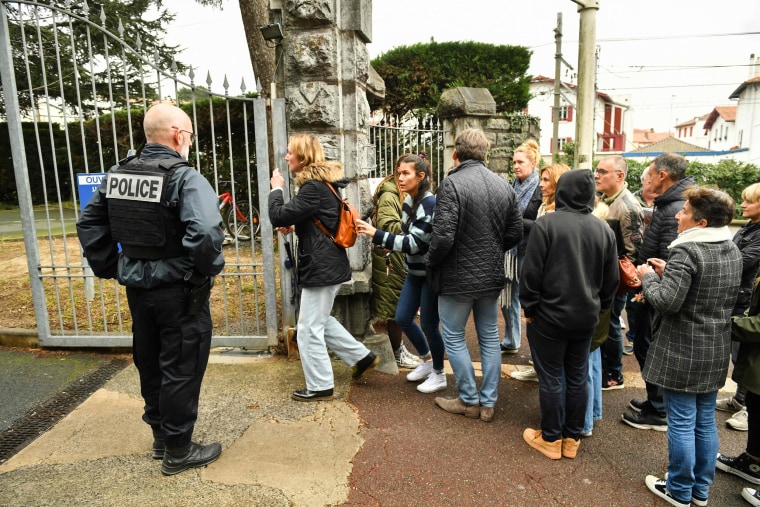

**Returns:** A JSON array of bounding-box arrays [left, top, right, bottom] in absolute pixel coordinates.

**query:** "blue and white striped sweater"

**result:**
[[372, 191, 435, 277]]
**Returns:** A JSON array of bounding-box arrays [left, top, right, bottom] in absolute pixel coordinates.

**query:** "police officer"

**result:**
[[77, 102, 225, 476]]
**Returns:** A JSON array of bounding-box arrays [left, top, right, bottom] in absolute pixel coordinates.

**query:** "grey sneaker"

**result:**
[[716, 395, 745, 413], [395, 343, 420, 369], [727, 409, 749, 431], [510, 367, 538, 382]]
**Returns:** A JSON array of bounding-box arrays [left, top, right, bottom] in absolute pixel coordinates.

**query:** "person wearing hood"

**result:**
[[636, 187, 741, 507], [520, 169, 619, 460], [269, 134, 378, 402]]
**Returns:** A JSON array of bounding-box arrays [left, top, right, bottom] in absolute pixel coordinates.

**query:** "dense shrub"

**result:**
[[623, 158, 760, 218]]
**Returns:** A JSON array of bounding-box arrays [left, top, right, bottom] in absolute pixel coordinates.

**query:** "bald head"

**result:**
[[143, 102, 193, 158]]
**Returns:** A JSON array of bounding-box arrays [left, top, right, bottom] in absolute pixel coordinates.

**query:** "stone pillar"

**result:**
[[277, 0, 375, 336], [437, 87, 540, 181]]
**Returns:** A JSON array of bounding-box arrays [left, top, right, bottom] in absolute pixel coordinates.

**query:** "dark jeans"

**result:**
[[624, 289, 638, 342], [633, 302, 665, 417], [128, 284, 213, 448], [747, 390, 760, 458], [395, 273, 445, 371], [528, 321, 592, 442]]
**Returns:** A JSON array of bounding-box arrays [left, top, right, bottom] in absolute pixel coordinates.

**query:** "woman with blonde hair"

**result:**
[[502, 139, 543, 359], [537, 163, 571, 216], [269, 134, 379, 402]]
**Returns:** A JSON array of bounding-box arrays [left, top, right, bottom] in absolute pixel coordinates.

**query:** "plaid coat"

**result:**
[[642, 236, 741, 393]]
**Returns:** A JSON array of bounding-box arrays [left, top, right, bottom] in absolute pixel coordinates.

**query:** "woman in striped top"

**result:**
[[356, 154, 446, 394]]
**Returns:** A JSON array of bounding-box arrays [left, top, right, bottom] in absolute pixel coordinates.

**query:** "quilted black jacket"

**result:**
[[637, 176, 696, 264], [426, 159, 522, 296]]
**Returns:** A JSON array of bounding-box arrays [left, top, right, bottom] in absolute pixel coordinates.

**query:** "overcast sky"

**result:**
[[161, 0, 760, 132]]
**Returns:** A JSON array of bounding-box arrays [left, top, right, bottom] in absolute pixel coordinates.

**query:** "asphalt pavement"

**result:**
[[0, 316, 752, 507]]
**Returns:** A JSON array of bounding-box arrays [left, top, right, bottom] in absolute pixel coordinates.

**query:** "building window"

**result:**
[[553, 105, 574, 122]]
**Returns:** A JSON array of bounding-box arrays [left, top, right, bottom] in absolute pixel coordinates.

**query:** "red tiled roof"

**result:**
[[729, 76, 760, 99], [633, 129, 672, 145], [703, 106, 737, 130]]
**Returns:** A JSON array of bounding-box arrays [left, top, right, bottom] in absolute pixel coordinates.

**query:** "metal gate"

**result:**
[[0, 1, 288, 349]]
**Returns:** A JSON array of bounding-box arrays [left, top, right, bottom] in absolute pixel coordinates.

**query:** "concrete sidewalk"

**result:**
[[0, 343, 752, 507]]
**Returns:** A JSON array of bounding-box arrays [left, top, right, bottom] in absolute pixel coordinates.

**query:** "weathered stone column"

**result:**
[[437, 87, 540, 180], [276, 0, 375, 336]]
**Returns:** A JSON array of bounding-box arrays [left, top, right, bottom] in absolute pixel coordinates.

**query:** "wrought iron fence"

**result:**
[[0, 0, 278, 348], [369, 114, 445, 187]]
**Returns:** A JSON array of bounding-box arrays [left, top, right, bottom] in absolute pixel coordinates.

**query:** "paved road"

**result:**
[[0, 315, 751, 506], [0, 208, 78, 240]]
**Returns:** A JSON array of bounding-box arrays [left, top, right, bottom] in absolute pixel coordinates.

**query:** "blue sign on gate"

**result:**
[[76, 173, 106, 213]]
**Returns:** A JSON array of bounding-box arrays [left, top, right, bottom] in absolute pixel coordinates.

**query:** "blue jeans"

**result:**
[[584, 347, 602, 434], [501, 254, 524, 350], [438, 293, 501, 407], [395, 274, 445, 371], [602, 293, 627, 378], [663, 389, 719, 503], [297, 284, 371, 391]]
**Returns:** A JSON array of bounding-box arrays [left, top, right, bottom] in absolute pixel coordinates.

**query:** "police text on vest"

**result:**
[[106, 173, 163, 202]]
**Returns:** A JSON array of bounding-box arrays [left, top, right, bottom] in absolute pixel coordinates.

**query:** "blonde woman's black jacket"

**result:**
[[268, 162, 352, 288], [732, 265, 760, 395]]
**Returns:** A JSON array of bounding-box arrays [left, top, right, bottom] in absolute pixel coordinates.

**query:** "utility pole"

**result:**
[[552, 13, 575, 164], [552, 13, 563, 164], [571, 0, 599, 169]]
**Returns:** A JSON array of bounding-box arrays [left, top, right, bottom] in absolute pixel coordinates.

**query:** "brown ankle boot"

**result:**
[[523, 428, 561, 460], [434, 396, 480, 418], [562, 437, 580, 459]]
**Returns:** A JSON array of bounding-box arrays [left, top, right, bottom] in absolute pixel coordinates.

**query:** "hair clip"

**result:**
[[418, 152, 426, 159]]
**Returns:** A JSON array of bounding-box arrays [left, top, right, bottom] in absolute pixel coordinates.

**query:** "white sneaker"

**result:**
[[742, 487, 760, 507], [395, 343, 420, 369], [716, 395, 745, 412], [510, 367, 538, 382], [417, 370, 447, 393], [727, 409, 749, 431], [406, 360, 433, 382]]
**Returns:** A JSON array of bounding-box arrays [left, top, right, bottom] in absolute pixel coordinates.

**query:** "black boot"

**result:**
[[161, 441, 222, 476], [152, 428, 165, 460]]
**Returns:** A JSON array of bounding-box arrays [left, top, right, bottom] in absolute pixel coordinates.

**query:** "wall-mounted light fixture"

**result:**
[[259, 23, 284, 47]]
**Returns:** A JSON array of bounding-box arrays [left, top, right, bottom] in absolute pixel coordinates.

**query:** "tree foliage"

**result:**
[[1, 0, 185, 118], [370, 41, 532, 118]]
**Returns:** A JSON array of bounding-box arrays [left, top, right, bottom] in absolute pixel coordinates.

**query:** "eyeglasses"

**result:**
[[172, 126, 195, 143], [595, 168, 622, 175]]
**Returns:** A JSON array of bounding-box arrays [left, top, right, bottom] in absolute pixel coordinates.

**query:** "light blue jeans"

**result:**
[[501, 255, 524, 350], [663, 389, 719, 503], [583, 348, 602, 434], [297, 284, 370, 391], [438, 293, 501, 408]]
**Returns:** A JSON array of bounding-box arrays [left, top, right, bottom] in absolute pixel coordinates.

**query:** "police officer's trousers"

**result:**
[[127, 284, 212, 448]]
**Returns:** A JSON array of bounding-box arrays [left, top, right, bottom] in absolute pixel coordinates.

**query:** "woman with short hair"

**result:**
[[637, 187, 742, 507]]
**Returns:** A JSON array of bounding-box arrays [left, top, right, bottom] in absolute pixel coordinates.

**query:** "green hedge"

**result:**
[[623, 158, 760, 218]]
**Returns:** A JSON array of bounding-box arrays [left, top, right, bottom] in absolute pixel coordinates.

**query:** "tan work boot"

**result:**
[[562, 437, 580, 459], [434, 396, 480, 418], [480, 406, 494, 422], [523, 428, 561, 460]]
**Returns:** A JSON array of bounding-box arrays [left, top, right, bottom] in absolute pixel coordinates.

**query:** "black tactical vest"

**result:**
[[106, 157, 187, 260]]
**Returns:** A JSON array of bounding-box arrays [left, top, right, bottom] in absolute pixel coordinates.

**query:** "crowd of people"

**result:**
[[79, 107, 760, 503], [265, 130, 760, 506]]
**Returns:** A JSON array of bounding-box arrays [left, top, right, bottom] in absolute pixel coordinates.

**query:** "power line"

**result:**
[[529, 30, 760, 49]]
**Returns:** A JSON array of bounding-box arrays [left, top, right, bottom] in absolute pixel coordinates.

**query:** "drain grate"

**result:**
[[0, 357, 129, 464]]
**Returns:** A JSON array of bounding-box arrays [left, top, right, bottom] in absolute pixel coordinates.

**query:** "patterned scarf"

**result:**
[[503, 170, 539, 308]]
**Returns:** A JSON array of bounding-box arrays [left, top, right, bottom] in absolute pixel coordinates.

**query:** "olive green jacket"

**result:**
[[370, 178, 407, 320]]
